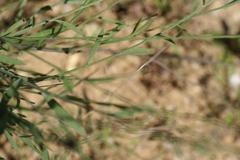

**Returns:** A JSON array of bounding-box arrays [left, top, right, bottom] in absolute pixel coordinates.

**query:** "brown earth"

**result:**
[[1, 0, 240, 160]]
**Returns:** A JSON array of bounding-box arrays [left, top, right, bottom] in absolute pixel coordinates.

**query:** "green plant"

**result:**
[[155, 0, 171, 14], [0, 0, 240, 159]]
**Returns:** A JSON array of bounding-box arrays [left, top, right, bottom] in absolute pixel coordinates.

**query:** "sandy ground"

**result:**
[[1, 0, 240, 159]]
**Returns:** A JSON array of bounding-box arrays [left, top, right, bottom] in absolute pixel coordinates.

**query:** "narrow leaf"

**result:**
[[1, 19, 25, 36], [119, 47, 154, 56], [4, 131, 19, 151], [47, 99, 86, 135], [87, 33, 102, 64], [0, 55, 24, 65]]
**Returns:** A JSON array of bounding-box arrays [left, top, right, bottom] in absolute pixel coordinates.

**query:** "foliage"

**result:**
[[0, 0, 240, 159]]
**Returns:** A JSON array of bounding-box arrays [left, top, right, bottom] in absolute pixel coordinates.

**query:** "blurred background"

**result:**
[[0, 0, 240, 159]]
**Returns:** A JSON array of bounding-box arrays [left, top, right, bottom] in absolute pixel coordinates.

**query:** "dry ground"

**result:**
[[1, 0, 240, 160]]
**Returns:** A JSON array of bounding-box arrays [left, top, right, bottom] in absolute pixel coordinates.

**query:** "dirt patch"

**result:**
[[1, 0, 240, 159]]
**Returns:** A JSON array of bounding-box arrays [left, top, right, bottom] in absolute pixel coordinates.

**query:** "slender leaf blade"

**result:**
[[0, 55, 24, 65], [47, 99, 86, 135]]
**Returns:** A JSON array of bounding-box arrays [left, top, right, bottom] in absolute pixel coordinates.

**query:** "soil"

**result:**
[[1, 0, 240, 159]]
